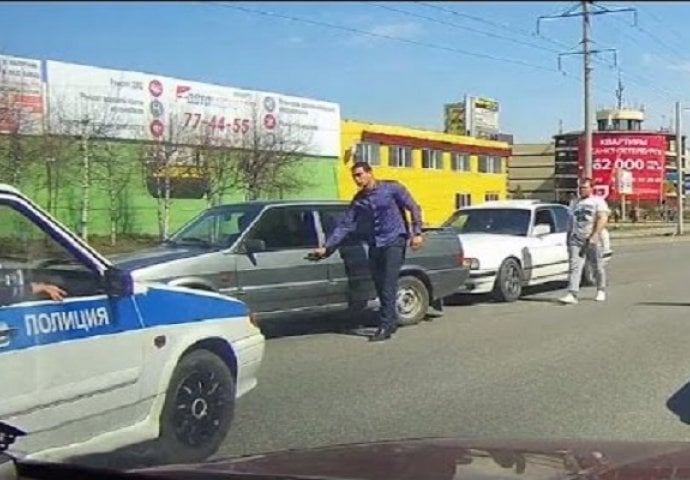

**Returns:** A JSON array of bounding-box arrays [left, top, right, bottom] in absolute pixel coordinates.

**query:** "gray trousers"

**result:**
[[567, 242, 606, 294]]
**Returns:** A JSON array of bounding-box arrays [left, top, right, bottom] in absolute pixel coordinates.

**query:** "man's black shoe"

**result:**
[[369, 327, 395, 342]]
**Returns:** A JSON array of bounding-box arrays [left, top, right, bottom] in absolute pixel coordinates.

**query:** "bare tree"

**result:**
[[90, 140, 136, 245], [140, 113, 202, 240], [200, 106, 315, 205], [48, 86, 127, 241]]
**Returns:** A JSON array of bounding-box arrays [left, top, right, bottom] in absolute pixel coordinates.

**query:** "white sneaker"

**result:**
[[559, 293, 578, 305], [595, 290, 606, 302]]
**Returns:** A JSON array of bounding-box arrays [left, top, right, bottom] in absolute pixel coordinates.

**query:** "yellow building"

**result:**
[[339, 119, 512, 226]]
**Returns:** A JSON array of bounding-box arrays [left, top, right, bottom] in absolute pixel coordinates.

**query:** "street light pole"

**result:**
[[676, 101, 684, 235]]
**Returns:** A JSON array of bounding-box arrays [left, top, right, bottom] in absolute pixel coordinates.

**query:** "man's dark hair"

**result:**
[[351, 161, 373, 173]]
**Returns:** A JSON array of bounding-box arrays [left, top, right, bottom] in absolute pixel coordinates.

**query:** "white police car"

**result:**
[[0, 184, 265, 464]]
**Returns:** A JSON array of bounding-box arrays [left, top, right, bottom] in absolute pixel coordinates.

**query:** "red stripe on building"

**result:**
[[361, 131, 512, 157]]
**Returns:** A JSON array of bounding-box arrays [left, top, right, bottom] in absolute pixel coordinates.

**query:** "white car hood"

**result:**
[[458, 233, 529, 270]]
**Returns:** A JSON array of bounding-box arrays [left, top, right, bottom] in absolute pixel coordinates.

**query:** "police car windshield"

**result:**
[[443, 208, 531, 236], [168, 205, 263, 249]]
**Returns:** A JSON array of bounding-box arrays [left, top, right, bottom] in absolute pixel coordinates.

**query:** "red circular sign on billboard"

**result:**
[[263, 114, 276, 130], [148, 80, 163, 98], [150, 119, 164, 138]]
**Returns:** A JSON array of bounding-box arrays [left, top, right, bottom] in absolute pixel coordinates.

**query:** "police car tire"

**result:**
[[396, 275, 429, 326], [156, 349, 236, 464]]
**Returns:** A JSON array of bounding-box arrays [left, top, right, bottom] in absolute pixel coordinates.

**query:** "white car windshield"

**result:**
[[443, 208, 531, 236]]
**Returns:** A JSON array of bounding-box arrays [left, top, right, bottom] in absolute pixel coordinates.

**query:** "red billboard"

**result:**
[[578, 133, 666, 201]]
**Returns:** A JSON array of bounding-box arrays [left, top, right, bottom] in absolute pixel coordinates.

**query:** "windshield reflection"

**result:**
[[167, 205, 264, 249], [443, 208, 531, 236]]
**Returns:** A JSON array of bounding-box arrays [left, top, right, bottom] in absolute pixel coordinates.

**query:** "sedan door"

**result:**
[[314, 206, 375, 311], [234, 206, 332, 317], [525, 208, 566, 283]]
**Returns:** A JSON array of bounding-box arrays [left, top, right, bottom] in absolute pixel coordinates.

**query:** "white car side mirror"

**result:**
[[533, 224, 551, 237]]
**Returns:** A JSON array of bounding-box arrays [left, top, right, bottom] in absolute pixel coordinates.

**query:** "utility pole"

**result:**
[[538, 1, 637, 179], [583, 0, 593, 179], [676, 101, 684, 235]]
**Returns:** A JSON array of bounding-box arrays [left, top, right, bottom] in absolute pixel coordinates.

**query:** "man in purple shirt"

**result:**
[[313, 161, 424, 342]]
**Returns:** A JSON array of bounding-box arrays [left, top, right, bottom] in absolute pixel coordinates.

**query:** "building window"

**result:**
[[451, 153, 470, 171], [389, 145, 413, 168], [478, 155, 502, 173], [421, 149, 443, 169], [484, 192, 500, 202], [455, 193, 471, 209], [355, 142, 380, 166]]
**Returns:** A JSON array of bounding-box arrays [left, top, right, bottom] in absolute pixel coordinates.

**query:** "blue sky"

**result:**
[[1, 1, 689, 143]]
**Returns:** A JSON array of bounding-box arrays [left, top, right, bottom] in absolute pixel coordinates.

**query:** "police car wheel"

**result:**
[[157, 349, 236, 463], [396, 275, 429, 326]]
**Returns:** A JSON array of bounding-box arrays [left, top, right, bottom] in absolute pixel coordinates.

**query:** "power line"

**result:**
[[364, 2, 560, 54], [414, 1, 577, 50], [203, 1, 559, 73]]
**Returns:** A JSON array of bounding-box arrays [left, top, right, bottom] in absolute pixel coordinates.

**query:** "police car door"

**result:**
[[0, 194, 144, 449]]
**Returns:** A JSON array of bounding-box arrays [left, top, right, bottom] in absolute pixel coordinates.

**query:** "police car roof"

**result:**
[[0, 184, 23, 196]]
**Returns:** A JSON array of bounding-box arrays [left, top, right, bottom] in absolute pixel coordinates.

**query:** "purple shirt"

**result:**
[[324, 180, 423, 251]]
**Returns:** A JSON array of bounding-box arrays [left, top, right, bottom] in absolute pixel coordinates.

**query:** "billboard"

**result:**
[[469, 96, 499, 139], [0, 54, 45, 134], [45, 60, 341, 157], [46, 60, 160, 140], [168, 78, 340, 156], [445, 95, 500, 139], [579, 133, 666, 201], [444, 102, 467, 136]]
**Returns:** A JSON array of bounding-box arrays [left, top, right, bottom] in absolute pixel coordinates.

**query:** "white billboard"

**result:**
[[0, 54, 45, 134], [45, 60, 341, 157], [466, 95, 500, 139], [46, 60, 167, 141]]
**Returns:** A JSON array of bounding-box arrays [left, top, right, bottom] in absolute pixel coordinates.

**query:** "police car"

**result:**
[[0, 184, 265, 464]]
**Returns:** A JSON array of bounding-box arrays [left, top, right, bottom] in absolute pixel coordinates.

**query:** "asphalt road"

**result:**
[[217, 237, 690, 458]]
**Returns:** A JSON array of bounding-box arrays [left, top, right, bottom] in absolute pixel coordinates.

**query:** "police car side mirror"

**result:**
[[103, 267, 134, 297]]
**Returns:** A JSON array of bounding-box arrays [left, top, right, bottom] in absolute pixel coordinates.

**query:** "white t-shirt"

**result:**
[[568, 195, 611, 246]]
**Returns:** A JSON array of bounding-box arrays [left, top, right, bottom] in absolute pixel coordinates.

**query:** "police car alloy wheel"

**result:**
[[156, 349, 236, 463]]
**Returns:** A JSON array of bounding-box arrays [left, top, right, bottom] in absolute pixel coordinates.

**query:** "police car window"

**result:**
[[0, 203, 101, 305], [247, 207, 318, 250]]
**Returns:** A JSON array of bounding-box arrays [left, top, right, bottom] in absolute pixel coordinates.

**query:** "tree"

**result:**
[[139, 113, 202, 240], [47, 87, 128, 241], [200, 107, 314, 205], [91, 140, 136, 245]]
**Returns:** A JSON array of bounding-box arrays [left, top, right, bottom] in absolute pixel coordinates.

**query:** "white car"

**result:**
[[0, 184, 265, 464], [442, 200, 613, 302]]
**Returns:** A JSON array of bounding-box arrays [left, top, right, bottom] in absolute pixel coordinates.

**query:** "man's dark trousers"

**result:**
[[368, 236, 406, 332]]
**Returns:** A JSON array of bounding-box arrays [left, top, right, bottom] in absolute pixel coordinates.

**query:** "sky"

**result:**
[[1, 1, 690, 143]]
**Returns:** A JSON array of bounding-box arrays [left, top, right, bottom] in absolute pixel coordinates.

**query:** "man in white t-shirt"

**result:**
[[559, 177, 610, 305]]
